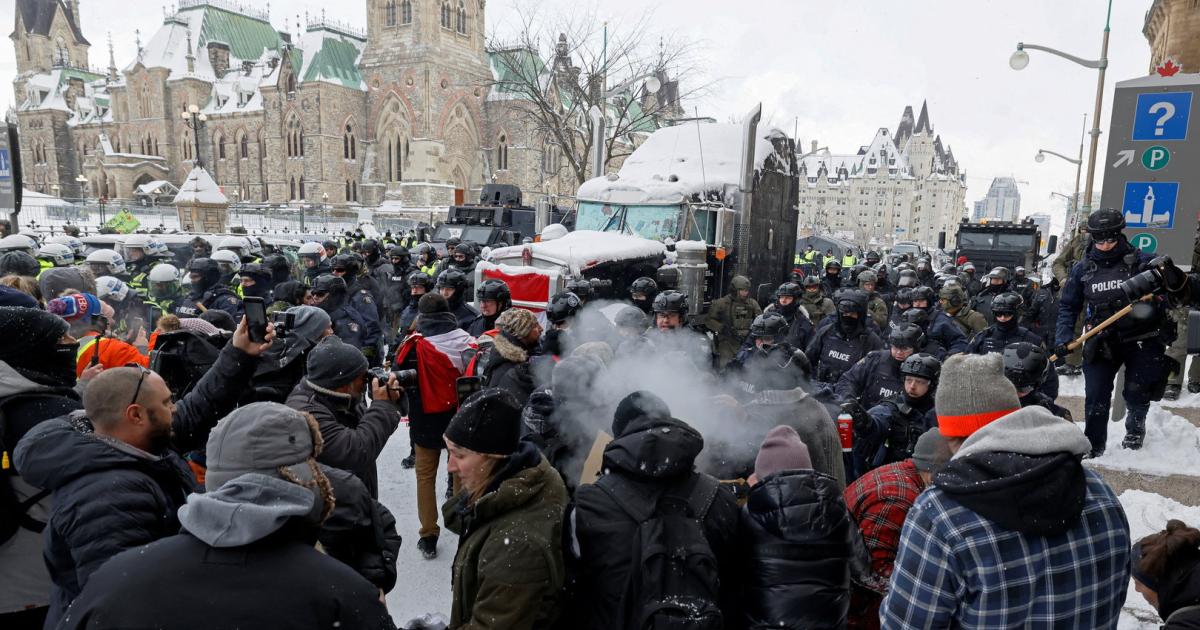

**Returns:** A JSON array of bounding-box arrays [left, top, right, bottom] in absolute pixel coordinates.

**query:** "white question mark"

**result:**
[[1149, 101, 1177, 136]]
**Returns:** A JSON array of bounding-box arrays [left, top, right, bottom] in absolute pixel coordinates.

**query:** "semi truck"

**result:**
[[946, 218, 1056, 272]]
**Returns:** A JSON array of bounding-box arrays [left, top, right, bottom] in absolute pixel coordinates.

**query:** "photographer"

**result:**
[[247, 306, 333, 403], [286, 337, 403, 498]]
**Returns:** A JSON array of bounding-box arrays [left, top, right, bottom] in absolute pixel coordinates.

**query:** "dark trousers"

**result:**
[[1082, 338, 1166, 452]]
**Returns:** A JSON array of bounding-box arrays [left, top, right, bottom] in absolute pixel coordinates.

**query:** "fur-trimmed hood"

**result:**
[[491, 331, 530, 364]]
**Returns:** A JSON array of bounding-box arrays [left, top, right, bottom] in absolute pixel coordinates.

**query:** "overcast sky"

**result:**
[[1, 0, 1157, 234]]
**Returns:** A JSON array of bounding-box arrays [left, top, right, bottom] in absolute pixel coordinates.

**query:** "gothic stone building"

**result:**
[[796, 101, 967, 249], [1145, 0, 1200, 73], [10, 0, 635, 210]]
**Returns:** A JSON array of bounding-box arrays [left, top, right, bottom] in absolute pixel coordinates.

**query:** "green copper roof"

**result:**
[[188, 4, 283, 64], [57, 67, 105, 86], [489, 48, 546, 97], [300, 35, 364, 90]]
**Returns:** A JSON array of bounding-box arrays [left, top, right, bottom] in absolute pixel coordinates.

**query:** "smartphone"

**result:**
[[455, 376, 483, 404], [244, 297, 268, 343]]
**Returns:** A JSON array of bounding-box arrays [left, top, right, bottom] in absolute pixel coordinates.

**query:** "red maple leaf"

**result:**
[[1157, 58, 1182, 77]]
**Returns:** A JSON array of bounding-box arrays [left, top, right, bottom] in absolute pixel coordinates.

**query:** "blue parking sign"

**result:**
[[1133, 92, 1192, 141], [1122, 181, 1179, 228], [0, 148, 10, 180]]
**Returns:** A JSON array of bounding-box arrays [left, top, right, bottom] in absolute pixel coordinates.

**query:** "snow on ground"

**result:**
[[1084, 406, 1200, 476], [378, 423, 456, 625], [1059, 361, 1200, 408], [1117, 490, 1200, 628]]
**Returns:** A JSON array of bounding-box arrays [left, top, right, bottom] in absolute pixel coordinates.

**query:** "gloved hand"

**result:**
[[1150, 256, 1187, 290], [841, 400, 872, 435], [522, 390, 556, 436], [1053, 342, 1071, 360]]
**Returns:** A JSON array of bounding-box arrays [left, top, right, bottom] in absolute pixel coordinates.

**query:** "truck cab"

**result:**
[[952, 218, 1044, 271], [431, 184, 571, 255]]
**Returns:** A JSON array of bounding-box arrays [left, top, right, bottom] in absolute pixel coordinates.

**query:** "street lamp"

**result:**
[[322, 192, 329, 231], [1010, 0, 1112, 221], [589, 73, 662, 177], [1034, 113, 1088, 235], [179, 104, 207, 168]]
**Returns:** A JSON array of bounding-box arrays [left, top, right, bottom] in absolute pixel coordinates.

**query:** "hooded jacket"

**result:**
[[572, 413, 740, 630], [444, 443, 568, 630], [480, 330, 537, 407], [57, 475, 395, 630], [881, 406, 1131, 628], [737, 470, 869, 630], [1156, 555, 1200, 630]]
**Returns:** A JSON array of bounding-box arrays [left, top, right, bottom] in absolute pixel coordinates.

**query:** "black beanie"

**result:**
[[199, 309, 237, 332], [444, 388, 522, 455], [612, 390, 672, 437], [306, 337, 369, 389], [418, 292, 450, 314], [0, 306, 68, 364]]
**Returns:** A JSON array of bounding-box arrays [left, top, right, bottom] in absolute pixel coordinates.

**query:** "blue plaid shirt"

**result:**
[[881, 468, 1130, 629]]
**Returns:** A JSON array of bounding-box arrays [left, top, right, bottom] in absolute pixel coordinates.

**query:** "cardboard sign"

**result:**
[[579, 430, 613, 485]]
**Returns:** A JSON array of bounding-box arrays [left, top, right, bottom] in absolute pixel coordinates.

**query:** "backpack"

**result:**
[[0, 394, 55, 544], [149, 330, 228, 399], [597, 473, 724, 630]]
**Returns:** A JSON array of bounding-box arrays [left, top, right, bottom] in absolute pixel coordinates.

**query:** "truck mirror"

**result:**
[[1047, 235, 1058, 255], [937, 232, 946, 250]]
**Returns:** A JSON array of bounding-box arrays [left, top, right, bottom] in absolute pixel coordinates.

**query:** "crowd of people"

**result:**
[[0, 209, 1197, 630]]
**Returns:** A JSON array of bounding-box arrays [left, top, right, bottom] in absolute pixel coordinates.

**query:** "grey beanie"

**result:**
[[204, 402, 319, 491], [305, 337, 368, 389], [289, 305, 332, 341], [935, 353, 1021, 438], [911, 428, 952, 473]]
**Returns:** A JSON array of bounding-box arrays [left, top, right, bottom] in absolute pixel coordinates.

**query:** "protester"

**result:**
[[881, 353, 1132, 628], [55, 402, 396, 630], [1131, 520, 1200, 628], [478, 307, 542, 405], [443, 388, 568, 628]]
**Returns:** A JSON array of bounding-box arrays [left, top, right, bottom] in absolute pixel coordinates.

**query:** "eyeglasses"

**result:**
[[126, 364, 151, 407], [1095, 236, 1119, 244]]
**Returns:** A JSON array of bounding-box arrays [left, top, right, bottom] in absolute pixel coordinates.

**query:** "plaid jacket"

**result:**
[[880, 468, 1130, 629], [843, 459, 925, 579]]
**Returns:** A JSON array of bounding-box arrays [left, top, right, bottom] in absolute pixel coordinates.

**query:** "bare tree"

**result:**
[[487, 3, 713, 185]]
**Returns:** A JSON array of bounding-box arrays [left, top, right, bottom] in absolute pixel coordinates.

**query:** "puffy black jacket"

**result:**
[[737, 470, 869, 630], [285, 380, 402, 499], [319, 465, 403, 592], [572, 413, 740, 630], [14, 419, 197, 629], [1158, 555, 1200, 630]]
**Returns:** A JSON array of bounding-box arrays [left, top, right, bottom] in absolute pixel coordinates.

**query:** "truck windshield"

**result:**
[[576, 202, 682, 240], [958, 230, 1035, 250], [433, 224, 495, 243]]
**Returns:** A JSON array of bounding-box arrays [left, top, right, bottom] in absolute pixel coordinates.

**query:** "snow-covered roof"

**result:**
[[174, 167, 228, 205], [489, 230, 666, 268], [295, 26, 366, 91], [133, 2, 284, 83], [576, 123, 784, 204], [135, 180, 178, 196]]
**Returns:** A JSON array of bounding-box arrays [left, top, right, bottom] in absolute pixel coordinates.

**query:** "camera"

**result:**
[[272, 311, 296, 338], [367, 367, 418, 388]]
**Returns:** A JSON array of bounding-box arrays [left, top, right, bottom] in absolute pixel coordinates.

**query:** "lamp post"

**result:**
[[179, 104, 208, 168], [588, 73, 661, 178], [322, 192, 329, 231], [1010, 0, 1111, 221], [1035, 113, 1087, 236]]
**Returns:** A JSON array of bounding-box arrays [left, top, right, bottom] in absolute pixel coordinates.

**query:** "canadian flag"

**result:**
[[394, 328, 476, 414]]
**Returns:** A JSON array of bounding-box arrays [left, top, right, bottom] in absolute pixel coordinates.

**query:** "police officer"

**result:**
[[704, 275, 762, 369], [821, 259, 843, 294], [332, 253, 385, 321], [415, 243, 439, 277], [966, 292, 1058, 400], [888, 287, 914, 331], [147, 263, 188, 317], [95, 275, 154, 337], [310, 273, 383, 363], [436, 243, 478, 294], [836, 323, 922, 412], [37, 243, 75, 269], [397, 271, 433, 337], [435, 268, 481, 332], [731, 312, 811, 392], [939, 283, 987, 337], [958, 261, 983, 297], [762, 281, 815, 349], [359, 238, 392, 288], [628, 276, 658, 314], [85, 249, 130, 284], [211, 249, 243, 292], [182, 257, 243, 319], [238, 263, 274, 301], [799, 275, 835, 322], [970, 267, 1010, 322], [217, 236, 257, 264], [566, 277, 596, 307], [1003, 342, 1072, 420], [805, 289, 884, 385], [641, 290, 710, 369], [1055, 208, 1173, 454], [469, 279, 512, 337], [858, 270, 889, 331], [908, 285, 968, 355], [383, 246, 415, 338], [848, 353, 940, 473]]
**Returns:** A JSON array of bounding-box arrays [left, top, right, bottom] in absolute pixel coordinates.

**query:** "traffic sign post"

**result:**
[[1103, 74, 1200, 270]]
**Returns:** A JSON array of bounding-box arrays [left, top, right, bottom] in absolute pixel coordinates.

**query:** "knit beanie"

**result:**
[[289, 305, 332, 342], [0, 306, 68, 364], [204, 402, 319, 491], [0, 285, 39, 308], [177, 317, 222, 337], [418, 292, 450, 314], [935, 353, 1021, 438], [612, 390, 672, 437], [911, 428, 953, 473], [305, 337, 368, 389], [444, 388, 522, 455], [46, 292, 103, 320], [496, 307, 538, 339], [754, 425, 813, 480]]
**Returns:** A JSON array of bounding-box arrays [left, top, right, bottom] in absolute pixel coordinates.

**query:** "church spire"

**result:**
[[915, 100, 932, 134], [107, 32, 117, 81], [185, 27, 195, 74]]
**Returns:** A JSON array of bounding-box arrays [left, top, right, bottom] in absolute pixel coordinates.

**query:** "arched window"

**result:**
[[345, 180, 351, 200], [239, 133, 248, 158], [343, 124, 356, 159], [440, 1, 451, 29], [286, 72, 296, 93], [289, 177, 296, 200], [456, 1, 467, 33], [385, 0, 396, 26], [153, 136, 159, 156], [352, 180, 358, 201], [182, 131, 192, 160], [286, 116, 302, 158], [298, 177, 306, 200], [497, 134, 508, 170], [216, 132, 226, 159], [401, 0, 413, 24]]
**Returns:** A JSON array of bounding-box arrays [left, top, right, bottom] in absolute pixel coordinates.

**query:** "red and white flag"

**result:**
[[394, 329, 476, 414]]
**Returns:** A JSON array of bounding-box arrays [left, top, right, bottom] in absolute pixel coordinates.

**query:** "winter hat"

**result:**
[[0, 306, 68, 364], [305, 337, 369, 390], [444, 388, 523, 455], [496, 307, 538, 339], [0, 251, 39, 277], [612, 390, 672, 437], [46, 292, 103, 320], [911, 428, 953, 474], [571, 341, 614, 366], [289, 305, 332, 341], [754, 425, 813, 480], [177, 317, 222, 337], [0, 285, 39, 308], [38, 266, 95, 300], [418, 292, 450, 314], [935, 353, 1021, 438], [204, 402, 322, 491], [199, 308, 236, 332]]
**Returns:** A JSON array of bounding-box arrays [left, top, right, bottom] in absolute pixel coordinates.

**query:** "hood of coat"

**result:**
[[1158, 556, 1200, 622], [934, 406, 1091, 536], [0, 360, 57, 399], [490, 330, 530, 364], [602, 413, 704, 480], [14, 417, 166, 491], [416, 311, 460, 337], [745, 469, 851, 542], [178, 473, 317, 548]]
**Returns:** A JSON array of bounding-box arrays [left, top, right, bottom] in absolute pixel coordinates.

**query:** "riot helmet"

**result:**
[[1003, 342, 1049, 391]]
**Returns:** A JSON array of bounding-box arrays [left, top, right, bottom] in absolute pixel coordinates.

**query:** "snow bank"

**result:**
[[489, 230, 665, 268], [1084, 407, 1200, 476], [576, 123, 784, 203]]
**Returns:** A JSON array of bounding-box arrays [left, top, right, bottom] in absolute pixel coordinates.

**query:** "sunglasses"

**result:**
[[126, 364, 151, 407], [1094, 236, 1119, 244]]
